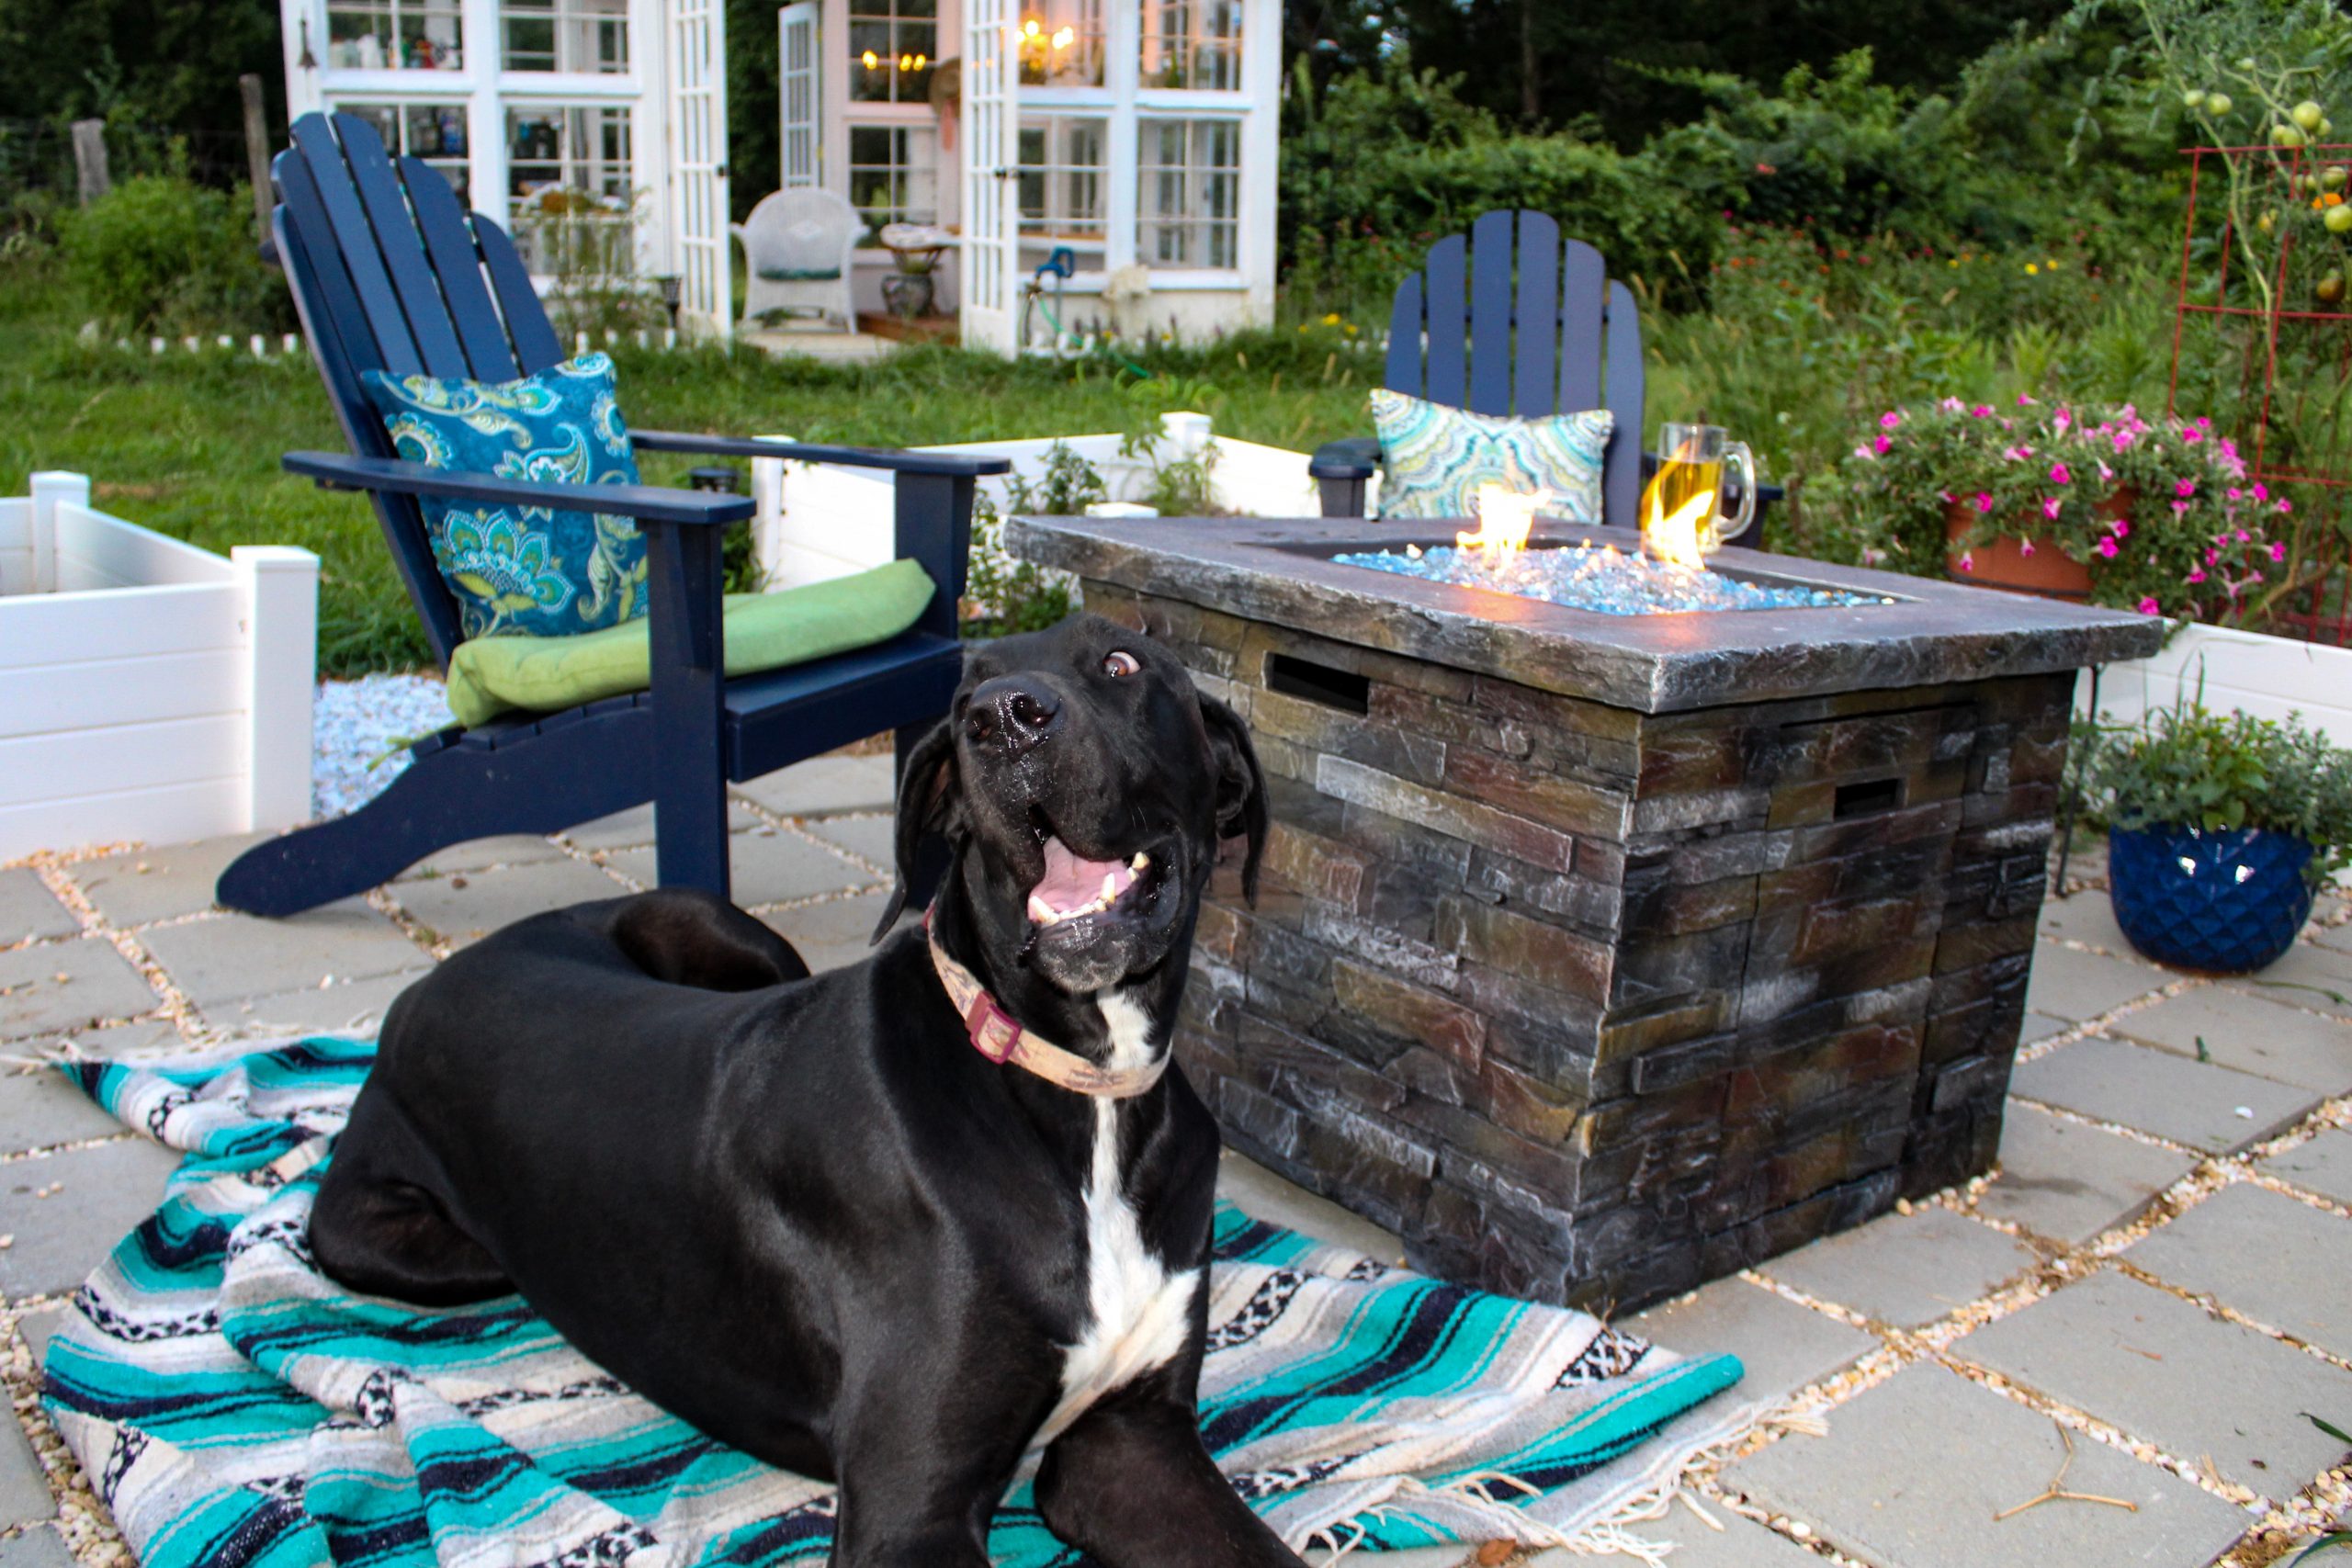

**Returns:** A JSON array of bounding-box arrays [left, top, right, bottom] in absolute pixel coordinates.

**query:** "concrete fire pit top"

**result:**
[[1006, 514, 2167, 715]]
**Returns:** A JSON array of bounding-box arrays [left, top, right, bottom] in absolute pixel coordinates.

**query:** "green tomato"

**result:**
[[2320, 271, 2346, 305], [2276, 124, 2308, 148], [2295, 101, 2326, 132], [2325, 167, 2349, 191], [2206, 93, 2233, 117], [2183, 89, 2207, 110], [2235, 55, 2257, 70], [2257, 210, 2278, 233], [2327, 204, 2352, 234]]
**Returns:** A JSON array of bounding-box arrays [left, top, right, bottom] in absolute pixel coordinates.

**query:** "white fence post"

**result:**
[[1159, 410, 1213, 460], [27, 471, 87, 594], [233, 545, 321, 831], [749, 434, 797, 592]]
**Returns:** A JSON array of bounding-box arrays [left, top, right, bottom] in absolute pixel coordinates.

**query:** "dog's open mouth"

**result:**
[[1025, 834, 1167, 930]]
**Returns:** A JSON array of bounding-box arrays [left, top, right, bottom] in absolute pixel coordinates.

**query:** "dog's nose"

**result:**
[[967, 677, 1061, 754]]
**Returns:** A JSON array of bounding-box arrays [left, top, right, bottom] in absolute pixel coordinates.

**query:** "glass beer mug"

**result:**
[[1651, 423, 1758, 550]]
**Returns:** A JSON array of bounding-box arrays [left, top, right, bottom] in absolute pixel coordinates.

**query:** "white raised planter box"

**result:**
[[0, 472, 319, 862], [746, 413, 1324, 592], [2076, 619, 2352, 750]]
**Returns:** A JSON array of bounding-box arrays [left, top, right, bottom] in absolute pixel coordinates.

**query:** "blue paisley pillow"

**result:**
[[361, 353, 648, 640], [1370, 388, 1612, 525]]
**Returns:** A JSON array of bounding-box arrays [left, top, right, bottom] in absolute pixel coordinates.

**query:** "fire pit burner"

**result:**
[[1332, 542, 1889, 616], [1005, 512, 2164, 1313]]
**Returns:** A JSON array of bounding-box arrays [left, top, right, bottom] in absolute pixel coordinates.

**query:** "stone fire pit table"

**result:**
[[1007, 513, 2166, 1314]]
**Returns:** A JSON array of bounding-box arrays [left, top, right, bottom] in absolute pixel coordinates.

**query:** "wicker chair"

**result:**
[[734, 188, 859, 330]]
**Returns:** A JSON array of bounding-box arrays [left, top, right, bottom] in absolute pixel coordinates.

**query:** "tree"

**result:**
[[0, 0, 283, 180], [1283, 0, 2081, 148]]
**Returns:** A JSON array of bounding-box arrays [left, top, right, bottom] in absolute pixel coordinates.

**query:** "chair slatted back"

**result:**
[[274, 110, 571, 667], [1382, 209, 1646, 525]]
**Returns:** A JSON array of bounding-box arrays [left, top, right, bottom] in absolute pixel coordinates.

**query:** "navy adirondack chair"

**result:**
[[216, 111, 1008, 918], [1308, 210, 1779, 541]]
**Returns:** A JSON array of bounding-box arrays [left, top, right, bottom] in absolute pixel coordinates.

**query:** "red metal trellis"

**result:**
[[2168, 141, 2352, 642]]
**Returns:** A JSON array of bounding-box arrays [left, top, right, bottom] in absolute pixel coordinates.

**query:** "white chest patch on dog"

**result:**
[[1036, 990, 1200, 1446]]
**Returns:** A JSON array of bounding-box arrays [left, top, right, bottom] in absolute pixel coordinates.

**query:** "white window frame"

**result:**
[[1015, 110, 1107, 259], [845, 0, 941, 107], [1137, 0, 1244, 94], [285, 0, 667, 285], [502, 99, 639, 274], [498, 0, 634, 75], [1134, 114, 1240, 272], [844, 120, 941, 240], [320, 0, 467, 72]]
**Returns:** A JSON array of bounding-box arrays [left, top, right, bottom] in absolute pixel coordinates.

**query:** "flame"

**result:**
[[1457, 483, 1547, 568], [1643, 488, 1715, 570]]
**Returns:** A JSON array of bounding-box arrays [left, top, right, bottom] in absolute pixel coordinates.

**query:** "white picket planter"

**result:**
[[0, 472, 319, 862], [746, 412, 1324, 592], [2075, 619, 2352, 750]]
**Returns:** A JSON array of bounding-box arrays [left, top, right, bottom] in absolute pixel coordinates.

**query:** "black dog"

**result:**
[[310, 614, 1305, 1567]]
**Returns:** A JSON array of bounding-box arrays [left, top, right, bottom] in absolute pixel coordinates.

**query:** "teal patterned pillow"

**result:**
[[361, 353, 648, 640], [1370, 388, 1612, 524]]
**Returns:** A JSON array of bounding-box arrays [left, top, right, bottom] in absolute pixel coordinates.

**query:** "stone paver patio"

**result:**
[[2, 774, 2348, 1567]]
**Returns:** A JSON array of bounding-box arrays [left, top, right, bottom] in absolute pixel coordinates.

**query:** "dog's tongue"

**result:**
[[1029, 836, 1138, 922]]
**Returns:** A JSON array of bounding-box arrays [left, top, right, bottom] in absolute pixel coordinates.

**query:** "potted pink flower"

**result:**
[[1836, 397, 2285, 619]]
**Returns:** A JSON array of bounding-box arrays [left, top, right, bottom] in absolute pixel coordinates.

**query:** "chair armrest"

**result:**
[[1308, 436, 1382, 480], [632, 430, 1012, 479], [284, 452, 755, 526]]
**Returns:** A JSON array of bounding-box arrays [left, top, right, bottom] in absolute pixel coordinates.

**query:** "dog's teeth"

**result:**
[[1027, 893, 1056, 924], [1102, 873, 1120, 903], [1131, 852, 1150, 872]]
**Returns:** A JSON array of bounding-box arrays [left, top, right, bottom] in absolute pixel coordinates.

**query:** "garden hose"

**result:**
[[1018, 248, 1154, 380]]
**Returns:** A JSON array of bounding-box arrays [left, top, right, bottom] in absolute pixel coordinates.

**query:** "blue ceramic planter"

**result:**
[[2108, 824, 2315, 974]]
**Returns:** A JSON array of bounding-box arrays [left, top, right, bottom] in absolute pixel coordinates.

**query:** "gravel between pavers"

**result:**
[[311, 674, 455, 820]]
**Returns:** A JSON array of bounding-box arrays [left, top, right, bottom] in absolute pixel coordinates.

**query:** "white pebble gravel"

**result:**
[[311, 673, 457, 820]]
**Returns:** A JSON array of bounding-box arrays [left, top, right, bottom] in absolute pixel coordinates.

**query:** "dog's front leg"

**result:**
[[1035, 1386, 1306, 1567], [827, 1378, 1041, 1568]]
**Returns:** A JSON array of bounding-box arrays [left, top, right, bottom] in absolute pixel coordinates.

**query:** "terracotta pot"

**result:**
[[1944, 501, 2095, 601]]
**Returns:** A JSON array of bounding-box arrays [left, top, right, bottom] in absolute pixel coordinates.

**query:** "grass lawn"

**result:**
[[0, 272, 1374, 675]]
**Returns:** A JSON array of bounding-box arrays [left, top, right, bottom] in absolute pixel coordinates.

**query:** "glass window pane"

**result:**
[[326, 0, 464, 69], [508, 105, 634, 271], [1136, 118, 1241, 270], [503, 0, 629, 73], [1141, 0, 1243, 91], [1017, 114, 1105, 249], [848, 19, 892, 101], [849, 3, 941, 101], [1014, 0, 1103, 88], [846, 123, 938, 241]]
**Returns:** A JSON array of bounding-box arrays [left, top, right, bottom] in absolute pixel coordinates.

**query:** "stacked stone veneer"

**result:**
[[1087, 581, 2071, 1314]]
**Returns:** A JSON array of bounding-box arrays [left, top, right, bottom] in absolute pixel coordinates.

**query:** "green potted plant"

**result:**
[[2075, 699, 2352, 972], [1837, 399, 2287, 619]]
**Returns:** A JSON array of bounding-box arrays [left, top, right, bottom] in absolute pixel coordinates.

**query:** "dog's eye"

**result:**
[[1102, 650, 1141, 678]]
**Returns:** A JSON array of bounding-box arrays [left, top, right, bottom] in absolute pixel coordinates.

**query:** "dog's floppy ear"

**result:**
[[1198, 693, 1269, 906], [874, 718, 961, 942]]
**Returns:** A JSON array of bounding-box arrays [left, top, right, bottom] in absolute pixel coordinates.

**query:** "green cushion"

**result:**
[[757, 266, 842, 281], [445, 558, 935, 728]]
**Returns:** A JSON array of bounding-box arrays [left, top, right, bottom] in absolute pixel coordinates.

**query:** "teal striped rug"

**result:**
[[42, 1040, 1743, 1567]]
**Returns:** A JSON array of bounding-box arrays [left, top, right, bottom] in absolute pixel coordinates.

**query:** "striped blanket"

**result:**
[[43, 1040, 1744, 1567]]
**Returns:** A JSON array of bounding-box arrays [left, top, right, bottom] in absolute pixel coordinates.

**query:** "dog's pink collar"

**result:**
[[923, 911, 1169, 1099]]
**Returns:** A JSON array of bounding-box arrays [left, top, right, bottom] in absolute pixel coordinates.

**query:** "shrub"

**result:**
[[59, 174, 290, 333], [962, 443, 1100, 638], [2078, 700, 2352, 879]]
